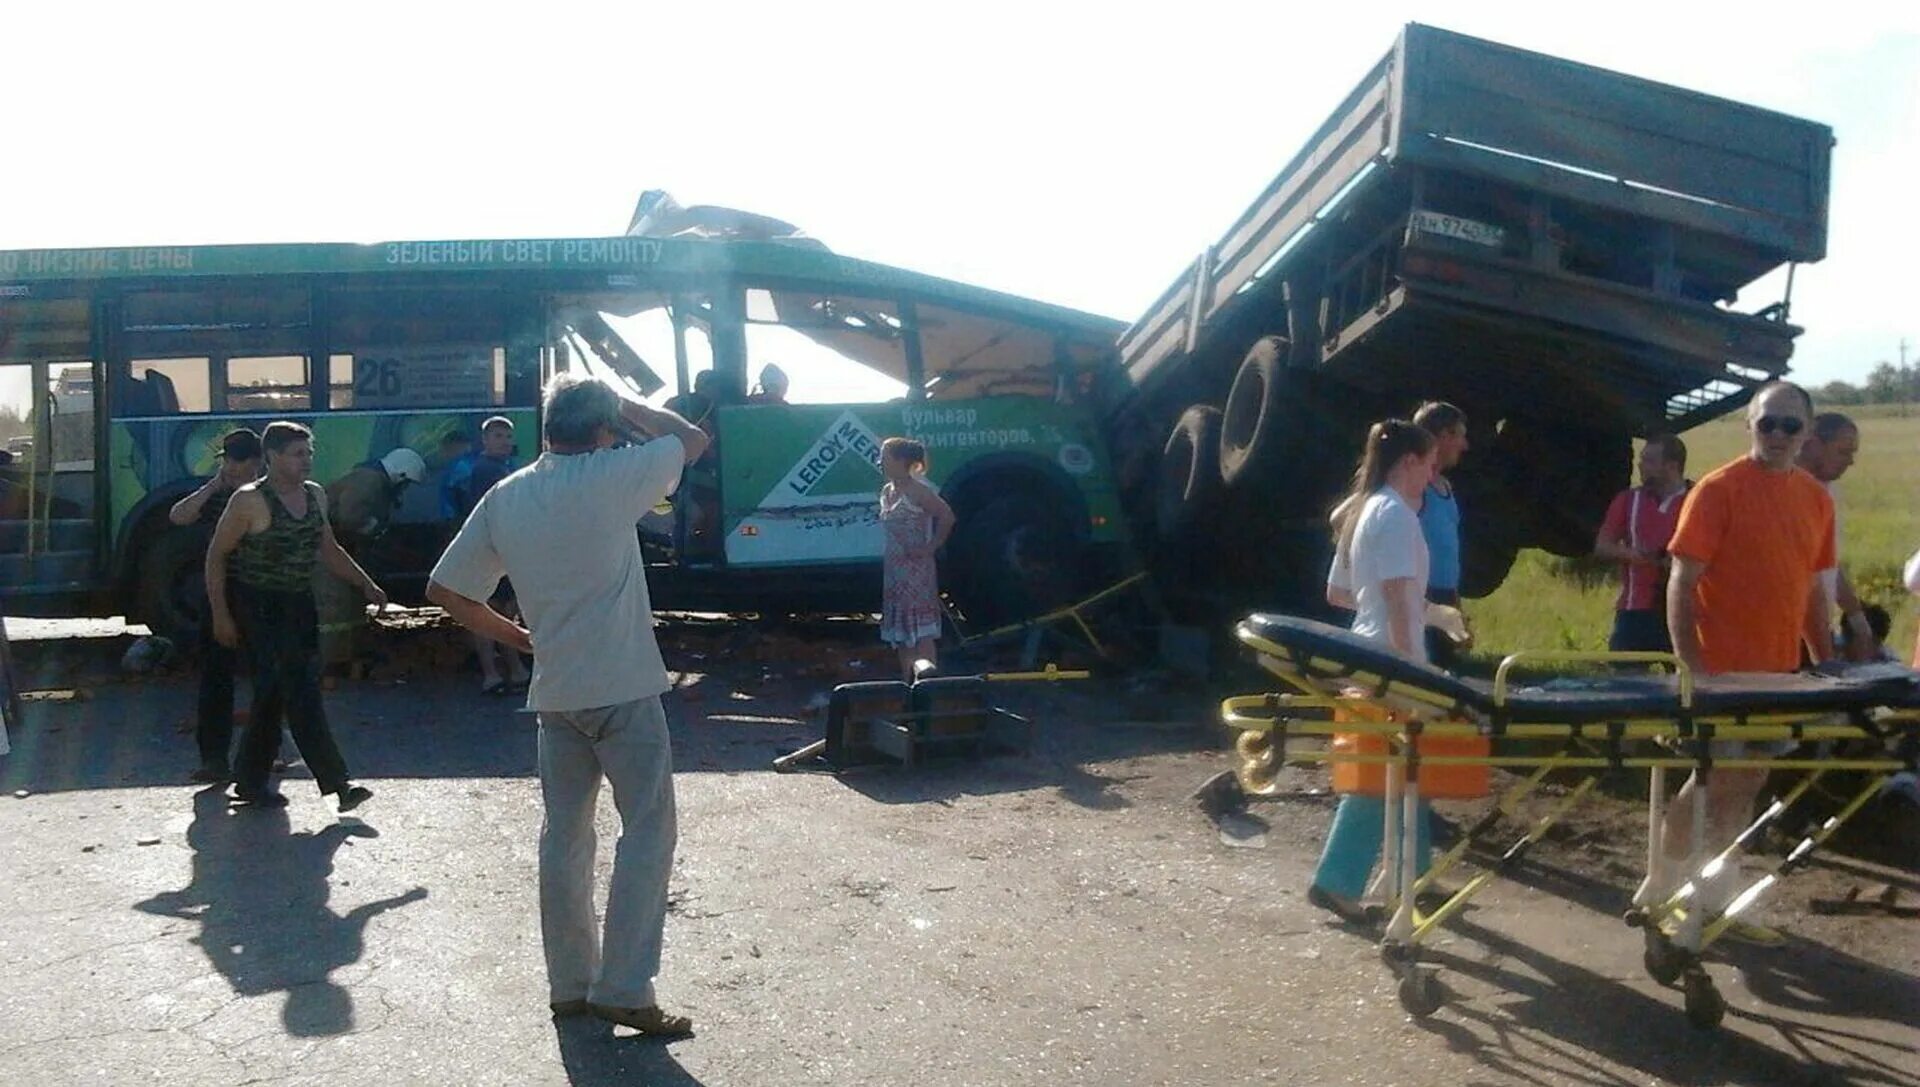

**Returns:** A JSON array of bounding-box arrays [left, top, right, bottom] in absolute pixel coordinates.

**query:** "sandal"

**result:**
[[588, 1003, 695, 1038]]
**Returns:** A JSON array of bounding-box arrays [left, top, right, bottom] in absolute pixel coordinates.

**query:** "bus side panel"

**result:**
[[109, 408, 538, 570], [716, 398, 1123, 570]]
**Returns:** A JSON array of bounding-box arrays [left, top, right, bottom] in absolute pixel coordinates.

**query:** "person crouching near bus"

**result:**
[[206, 421, 385, 812], [1307, 420, 1438, 923], [318, 447, 427, 672], [169, 428, 263, 785], [878, 438, 955, 682]]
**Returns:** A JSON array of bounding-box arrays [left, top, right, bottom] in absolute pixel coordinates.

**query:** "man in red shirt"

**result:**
[[1660, 381, 1835, 905], [1594, 433, 1688, 653]]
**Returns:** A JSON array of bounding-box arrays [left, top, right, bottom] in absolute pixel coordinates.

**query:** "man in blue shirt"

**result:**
[[1413, 401, 1469, 663]]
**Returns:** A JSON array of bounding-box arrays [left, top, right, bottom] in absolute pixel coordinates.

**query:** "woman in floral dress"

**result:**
[[878, 438, 956, 681]]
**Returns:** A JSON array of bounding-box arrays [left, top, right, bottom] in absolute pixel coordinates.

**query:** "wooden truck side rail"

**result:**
[[1115, 23, 1833, 404]]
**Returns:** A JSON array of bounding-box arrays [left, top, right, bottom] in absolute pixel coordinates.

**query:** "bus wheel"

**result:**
[[947, 496, 1079, 629], [137, 527, 212, 645]]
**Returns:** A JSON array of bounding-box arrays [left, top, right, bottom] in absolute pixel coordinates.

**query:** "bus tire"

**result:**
[[136, 526, 212, 645], [1219, 336, 1295, 489], [1156, 405, 1222, 541], [947, 495, 1078, 629]]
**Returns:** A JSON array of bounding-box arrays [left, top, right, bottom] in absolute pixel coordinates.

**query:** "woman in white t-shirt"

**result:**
[[1309, 419, 1438, 922]]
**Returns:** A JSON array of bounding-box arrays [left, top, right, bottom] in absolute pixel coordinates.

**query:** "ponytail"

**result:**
[[1331, 419, 1434, 563]]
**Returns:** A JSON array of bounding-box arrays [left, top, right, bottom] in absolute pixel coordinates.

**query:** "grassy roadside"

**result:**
[[1469, 403, 1919, 661]]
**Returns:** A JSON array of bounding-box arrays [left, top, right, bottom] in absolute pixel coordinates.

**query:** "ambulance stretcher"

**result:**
[[1219, 613, 1920, 1028]]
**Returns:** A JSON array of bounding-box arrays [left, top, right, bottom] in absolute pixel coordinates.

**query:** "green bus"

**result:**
[[0, 223, 1129, 640]]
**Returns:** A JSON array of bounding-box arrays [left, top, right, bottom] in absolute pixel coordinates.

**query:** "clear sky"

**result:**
[[2, 1, 1915, 402]]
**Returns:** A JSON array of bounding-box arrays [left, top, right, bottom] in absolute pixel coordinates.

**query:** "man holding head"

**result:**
[[1658, 381, 1835, 913], [428, 373, 708, 1035], [170, 428, 264, 784]]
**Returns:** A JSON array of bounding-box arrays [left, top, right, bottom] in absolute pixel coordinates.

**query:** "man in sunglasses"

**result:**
[[1655, 381, 1836, 931]]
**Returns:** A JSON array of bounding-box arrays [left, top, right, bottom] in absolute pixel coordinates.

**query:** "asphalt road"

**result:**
[[2, 623, 1916, 1086]]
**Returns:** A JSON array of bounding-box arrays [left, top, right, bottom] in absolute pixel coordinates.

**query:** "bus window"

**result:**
[[123, 358, 210, 415], [742, 289, 907, 405], [328, 289, 521, 410], [226, 355, 310, 412], [912, 303, 1059, 400], [328, 354, 354, 409]]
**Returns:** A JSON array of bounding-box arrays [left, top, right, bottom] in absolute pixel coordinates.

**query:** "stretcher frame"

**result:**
[[1221, 619, 1920, 1028]]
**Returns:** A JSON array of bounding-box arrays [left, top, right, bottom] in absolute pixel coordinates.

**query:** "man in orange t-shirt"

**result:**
[[1659, 381, 1836, 893]]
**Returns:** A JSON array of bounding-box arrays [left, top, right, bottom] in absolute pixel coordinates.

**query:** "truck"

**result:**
[[1100, 24, 1833, 622]]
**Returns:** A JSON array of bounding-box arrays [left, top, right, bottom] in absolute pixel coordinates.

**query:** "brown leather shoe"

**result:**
[[588, 1003, 694, 1037], [549, 999, 591, 1019]]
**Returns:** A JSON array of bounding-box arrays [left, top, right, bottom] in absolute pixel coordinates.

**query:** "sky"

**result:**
[[2, 1, 1916, 409]]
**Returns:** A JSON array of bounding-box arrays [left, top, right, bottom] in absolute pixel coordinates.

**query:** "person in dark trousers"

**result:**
[[206, 421, 386, 811], [170, 429, 263, 784], [1594, 433, 1689, 653]]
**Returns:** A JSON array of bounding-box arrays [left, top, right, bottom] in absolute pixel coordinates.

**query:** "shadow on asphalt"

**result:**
[[1417, 909, 1920, 1087], [132, 788, 427, 1038], [0, 634, 1220, 809], [553, 1018, 704, 1086]]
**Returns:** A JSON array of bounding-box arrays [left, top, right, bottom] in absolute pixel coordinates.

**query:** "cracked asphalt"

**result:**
[[3, 618, 1917, 1086]]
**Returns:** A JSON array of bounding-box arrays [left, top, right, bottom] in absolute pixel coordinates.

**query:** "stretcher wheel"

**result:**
[[1397, 967, 1444, 1018], [1642, 933, 1685, 986], [1234, 730, 1274, 762], [1682, 970, 1725, 1030]]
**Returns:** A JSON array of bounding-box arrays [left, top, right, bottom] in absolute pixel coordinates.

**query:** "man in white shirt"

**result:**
[[427, 373, 707, 1036]]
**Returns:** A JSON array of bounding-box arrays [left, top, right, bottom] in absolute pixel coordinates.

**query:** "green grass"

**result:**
[[1471, 404, 1920, 662]]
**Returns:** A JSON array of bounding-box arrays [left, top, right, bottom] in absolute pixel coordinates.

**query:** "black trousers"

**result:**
[[232, 586, 349, 796], [195, 612, 240, 769]]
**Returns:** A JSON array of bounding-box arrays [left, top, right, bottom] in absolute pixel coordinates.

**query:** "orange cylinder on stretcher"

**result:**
[[1329, 701, 1491, 799]]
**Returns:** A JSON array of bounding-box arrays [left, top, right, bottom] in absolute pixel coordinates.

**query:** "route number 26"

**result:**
[[353, 358, 403, 398]]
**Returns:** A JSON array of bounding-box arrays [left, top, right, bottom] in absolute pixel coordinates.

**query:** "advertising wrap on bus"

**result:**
[[717, 398, 1121, 568], [109, 408, 539, 536]]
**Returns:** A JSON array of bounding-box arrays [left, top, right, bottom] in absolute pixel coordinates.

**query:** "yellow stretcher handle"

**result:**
[[1492, 650, 1692, 709], [984, 663, 1091, 682]]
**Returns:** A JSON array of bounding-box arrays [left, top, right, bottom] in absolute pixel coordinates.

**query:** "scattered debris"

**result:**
[[119, 635, 177, 674], [1216, 811, 1270, 850], [136, 836, 161, 847], [12, 789, 28, 799]]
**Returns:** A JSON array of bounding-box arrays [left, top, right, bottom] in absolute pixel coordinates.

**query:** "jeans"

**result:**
[[195, 611, 240, 770], [1312, 795, 1434, 900], [231, 586, 350, 796], [538, 696, 678, 1008]]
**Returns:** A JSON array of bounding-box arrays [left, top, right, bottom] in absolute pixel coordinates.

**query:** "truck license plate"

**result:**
[[1409, 210, 1506, 248]]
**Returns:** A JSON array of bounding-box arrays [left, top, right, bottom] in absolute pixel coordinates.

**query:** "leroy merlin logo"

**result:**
[[761, 410, 885, 508]]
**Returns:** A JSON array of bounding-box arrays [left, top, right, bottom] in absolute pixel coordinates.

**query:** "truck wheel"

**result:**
[[1219, 336, 1295, 488], [948, 495, 1078, 628], [136, 526, 212, 645], [1156, 405, 1222, 541], [1459, 536, 1520, 600]]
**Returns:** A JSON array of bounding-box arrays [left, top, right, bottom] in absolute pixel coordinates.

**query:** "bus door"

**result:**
[[0, 296, 101, 600]]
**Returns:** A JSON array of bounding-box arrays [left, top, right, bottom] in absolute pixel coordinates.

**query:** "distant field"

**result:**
[[1470, 403, 1919, 662]]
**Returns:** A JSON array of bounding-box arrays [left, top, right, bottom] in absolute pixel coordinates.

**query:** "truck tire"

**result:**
[[1219, 336, 1294, 489], [1156, 405, 1222, 541], [136, 526, 212, 645], [947, 495, 1078, 629]]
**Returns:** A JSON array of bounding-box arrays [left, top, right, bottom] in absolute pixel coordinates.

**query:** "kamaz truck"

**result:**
[[1100, 23, 1833, 621]]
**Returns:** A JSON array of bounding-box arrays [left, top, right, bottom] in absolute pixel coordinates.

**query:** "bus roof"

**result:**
[[0, 235, 1124, 342]]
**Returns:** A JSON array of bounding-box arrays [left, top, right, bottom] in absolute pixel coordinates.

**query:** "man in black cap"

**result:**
[[168, 428, 264, 784]]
